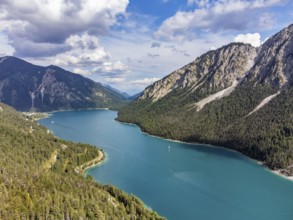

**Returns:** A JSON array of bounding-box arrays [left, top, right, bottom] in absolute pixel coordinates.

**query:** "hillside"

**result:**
[[0, 56, 127, 112], [118, 24, 293, 173], [0, 102, 163, 219]]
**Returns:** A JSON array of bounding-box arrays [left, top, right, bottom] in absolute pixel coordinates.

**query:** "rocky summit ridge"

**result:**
[[140, 43, 257, 102]]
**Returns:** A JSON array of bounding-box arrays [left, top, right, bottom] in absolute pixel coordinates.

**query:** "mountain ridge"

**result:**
[[140, 42, 257, 103], [0, 56, 127, 112], [118, 24, 293, 173]]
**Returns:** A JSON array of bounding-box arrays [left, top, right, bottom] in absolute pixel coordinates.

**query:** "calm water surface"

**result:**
[[39, 109, 293, 220]]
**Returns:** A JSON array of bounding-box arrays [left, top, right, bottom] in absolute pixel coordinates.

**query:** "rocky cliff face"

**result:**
[[246, 24, 293, 88], [140, 43, 257, 102], [0, 57, 126, 111]]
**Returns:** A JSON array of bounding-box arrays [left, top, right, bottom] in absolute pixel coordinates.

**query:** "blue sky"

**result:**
[[0, 0, 292, 94]]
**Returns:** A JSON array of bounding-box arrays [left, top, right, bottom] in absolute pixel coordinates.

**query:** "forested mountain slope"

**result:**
[[0, 103, 163, 219], [118, 24, 293, 173], [0, 56, 127, 112]]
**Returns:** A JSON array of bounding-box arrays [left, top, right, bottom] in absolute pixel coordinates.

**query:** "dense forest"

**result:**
[[0, 103, 164, 219], [118, 84, 293, 173]]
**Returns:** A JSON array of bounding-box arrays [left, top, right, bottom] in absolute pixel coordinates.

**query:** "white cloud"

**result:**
[[234, 33, 261, 47], [65, 34, 100, 50], [98, 61, 129, 74], [47, 33, 132, 85], [0, 33, 15, 56], [0, 0, 129, 43], [73, 68, 91, 76], [156, 0, 283, 40], [188, 0, 210, 7], [54, 33, 110, 67], [0, 0, 129, 60], [103, 77, 125, 83], [130, 77, 161, 86]]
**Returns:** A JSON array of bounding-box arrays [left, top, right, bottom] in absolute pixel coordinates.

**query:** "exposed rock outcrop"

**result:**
[[140, 43, 257, 102]]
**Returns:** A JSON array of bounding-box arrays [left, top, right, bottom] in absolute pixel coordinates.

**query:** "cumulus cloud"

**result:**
[[0, 0, 129, 60], [94, 61, 129, 79], [0, 0, 136, 91], [234, 33, 261, 47], [0, 0, 129, 43], [53, 33, 110, 67], [156, 0, 283, 40]]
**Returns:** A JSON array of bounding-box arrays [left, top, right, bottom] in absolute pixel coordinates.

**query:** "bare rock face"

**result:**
[[140, 43, 257, 102], [247, 24, 293, 87]]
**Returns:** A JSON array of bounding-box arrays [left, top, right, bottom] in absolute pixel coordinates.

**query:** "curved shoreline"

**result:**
[[75, 150, 105, 174], [117, 119, 293, 182], [38, 108, 293, 182]]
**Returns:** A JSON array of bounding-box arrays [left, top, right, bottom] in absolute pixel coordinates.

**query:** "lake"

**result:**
[[39, 109, 293, 220]]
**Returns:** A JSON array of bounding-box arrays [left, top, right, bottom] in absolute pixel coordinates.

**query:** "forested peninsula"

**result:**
[[0, 103, 163, 220]]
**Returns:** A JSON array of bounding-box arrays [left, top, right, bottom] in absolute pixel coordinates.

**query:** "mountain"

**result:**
[[0, 102, 163, 219], [103, 84, 142, 101], [129, 92, 143, 100], [103, 84, 131, 98], [118, 24, 293, 173], [0, 56, 127, 112], [139, 43, 257, 102]]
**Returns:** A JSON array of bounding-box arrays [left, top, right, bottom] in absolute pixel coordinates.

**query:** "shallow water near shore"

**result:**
[[39, 109, 293, 220]]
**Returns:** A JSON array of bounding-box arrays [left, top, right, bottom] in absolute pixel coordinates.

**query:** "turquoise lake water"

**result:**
[[39, 109, 293, 220]]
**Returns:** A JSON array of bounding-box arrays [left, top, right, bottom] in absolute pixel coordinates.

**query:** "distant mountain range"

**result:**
[[0, 56, 128, 111], [118, 24, 293, 173], [103, 84, 141, 100]]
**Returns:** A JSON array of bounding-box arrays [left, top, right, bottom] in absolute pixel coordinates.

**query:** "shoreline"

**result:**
[[23, 112, 52, 121], [32, 109, 108, 175], [75, 150, 105, 174], [117, 119, 293, 182], [25, 107, 112, 122], [272, 169, 293, 181], [38, 108, 293, 182], [24, 107, 109, 117], [45, 107, 109, 114]]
